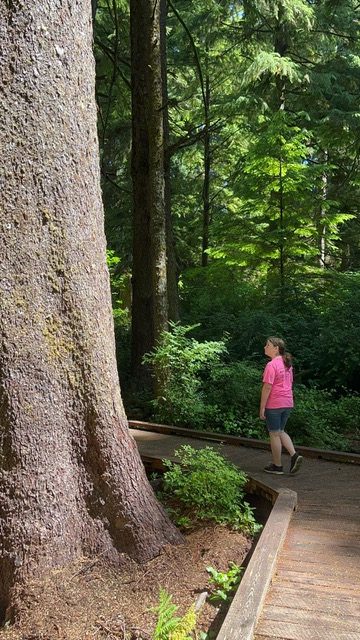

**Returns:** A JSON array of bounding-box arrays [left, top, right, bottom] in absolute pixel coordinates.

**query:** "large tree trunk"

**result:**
[[0, 0, 182, 623], [130, 0, 168, 382]]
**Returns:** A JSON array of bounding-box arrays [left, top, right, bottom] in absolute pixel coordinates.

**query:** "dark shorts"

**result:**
[[265, 407, 292, 432]]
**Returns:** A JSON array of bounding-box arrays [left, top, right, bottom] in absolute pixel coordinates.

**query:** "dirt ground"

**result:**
[[0, 526, 253, 640]]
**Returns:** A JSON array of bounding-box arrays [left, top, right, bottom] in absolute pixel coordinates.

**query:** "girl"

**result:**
[[260, 337, 303, 475]]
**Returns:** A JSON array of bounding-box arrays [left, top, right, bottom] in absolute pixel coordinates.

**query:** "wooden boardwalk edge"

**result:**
[[216, 487, 297, 640], [129, 420, 360, 464]]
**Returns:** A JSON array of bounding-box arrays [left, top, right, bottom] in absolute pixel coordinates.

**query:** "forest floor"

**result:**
[[0, 525, 253, 640]]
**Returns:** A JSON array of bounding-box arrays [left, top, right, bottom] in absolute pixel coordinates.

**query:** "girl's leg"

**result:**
[[269, 432, 283, 466], [278, 410, 296, 456], [279, 431, 296, 457]]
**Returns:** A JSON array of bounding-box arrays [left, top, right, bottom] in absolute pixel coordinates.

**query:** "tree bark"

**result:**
[[202, 68, 211, 268], [0, 0, 181, 622], [317, 152, 328, 268], [161, 0, 180, 322], [130, 0, 168, 382], [274, 5, 288, 289], [92, 0, 98, 23]]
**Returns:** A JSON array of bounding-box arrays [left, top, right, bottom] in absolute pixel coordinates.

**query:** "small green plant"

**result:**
[[153, 589, 197, 640], [160, 445, 261, 535], [206, 562, 243, 602]]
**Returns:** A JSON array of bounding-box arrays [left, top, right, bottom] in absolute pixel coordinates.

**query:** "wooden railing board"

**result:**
[[216, 488, 297, 640]]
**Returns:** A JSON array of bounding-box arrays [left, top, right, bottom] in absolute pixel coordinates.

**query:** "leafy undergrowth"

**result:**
[[0, 526, 252, 640], [158, 445, 262, 536]]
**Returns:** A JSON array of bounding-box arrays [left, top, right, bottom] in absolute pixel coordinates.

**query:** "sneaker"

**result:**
[[263, 463, 284, 475], [290, 453, 303, 474]]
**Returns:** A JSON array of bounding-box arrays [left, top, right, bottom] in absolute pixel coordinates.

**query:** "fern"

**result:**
[[169, 605, 196, 640], [153, 589, 181, 640], [153, 589, 197, 640]]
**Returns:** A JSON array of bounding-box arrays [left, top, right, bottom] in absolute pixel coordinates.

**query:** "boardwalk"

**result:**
[[131, 427, 360, 640]]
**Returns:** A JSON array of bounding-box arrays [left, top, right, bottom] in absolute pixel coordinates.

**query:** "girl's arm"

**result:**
[[260, 383, 272, 419]]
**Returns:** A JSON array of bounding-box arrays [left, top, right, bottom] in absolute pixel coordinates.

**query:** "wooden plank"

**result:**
[[256, 636, 291, 640], [298, 502, 360, 514], [259, 604, 360, 630], [246, 476, 279, 504], [294, 498, 360, 507], [281, 532, 360, 551], [277, 559, 359, 580], [255, 618, 360, 640], [285, 525, 359, 540], [296, 511, 360, 523], [255, 636, 289, 640], [216, 489, 297, 640], [272, 569, 360, 592], [285, 527, 359, 544], [289, 518, 360, 533], [279, 545, 360, 562], [277, 549, 360, 571], [265, 585, 360, 615], [255, 627, 360, 640]]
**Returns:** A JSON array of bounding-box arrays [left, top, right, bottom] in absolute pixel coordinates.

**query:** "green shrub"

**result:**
[[289, 386, 350, 450], [143, 323, 227, 429], [160, 445, 261, 535], [204, 361, 265, 437], [334, 394, 360, 435], [143, 323, 265, 436], [303, 273, 360, 390]]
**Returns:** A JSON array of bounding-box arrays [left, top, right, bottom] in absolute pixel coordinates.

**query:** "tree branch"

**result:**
[[168, 0, 207, 120], [101, 170, 132, 195], [95, 38, 131, 90]]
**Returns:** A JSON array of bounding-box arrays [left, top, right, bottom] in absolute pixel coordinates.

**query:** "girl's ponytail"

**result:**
[[283, 351, 292, 368], [267, 336, 292, 368]]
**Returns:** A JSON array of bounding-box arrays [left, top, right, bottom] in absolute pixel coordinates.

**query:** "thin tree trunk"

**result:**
[[149, 1, 168, 346], [130, 0, 168, 383], [318, 151, 328, 268], [279, 154, 285, 289], [0, 0, 181, 622], [161, 0, 179, 322], [92, 0, 98, 23], [168, 2, 211, 269], [202, 68, 211, 267], [274, 7, 287, 289]]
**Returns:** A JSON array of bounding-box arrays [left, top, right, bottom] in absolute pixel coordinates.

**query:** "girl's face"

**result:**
[[264, 340, 279, 359]]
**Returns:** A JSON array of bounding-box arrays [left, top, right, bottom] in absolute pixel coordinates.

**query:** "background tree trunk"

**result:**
[[318, 152, 328, 268], [0, 0, 181, 623], [161, 0, 180, 323], [130, 0, 168, 383], [202, 68, 211, 268]]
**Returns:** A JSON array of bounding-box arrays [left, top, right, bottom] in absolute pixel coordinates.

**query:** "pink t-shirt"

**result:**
[[262, 356, 293, 408]]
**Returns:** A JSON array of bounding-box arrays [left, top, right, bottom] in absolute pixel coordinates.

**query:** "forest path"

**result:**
[[131, 426, 360, 640]]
